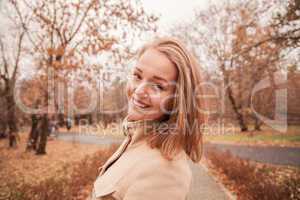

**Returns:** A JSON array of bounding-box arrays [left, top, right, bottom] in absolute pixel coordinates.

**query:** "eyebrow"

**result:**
[[135, 67, 168, 83], [153, 75, 168, 83]]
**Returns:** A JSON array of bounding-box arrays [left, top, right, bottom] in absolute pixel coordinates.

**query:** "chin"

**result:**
[[128, 111, 165, 122], [127, 100, 164, 121], [127, 113, 144, 121], [127, 111, 151, 121]]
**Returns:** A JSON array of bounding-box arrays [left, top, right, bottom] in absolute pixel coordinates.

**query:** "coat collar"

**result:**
[[97, 117, 160, 175], [122, 115, 162, 146], [98, 116, 172, 176]]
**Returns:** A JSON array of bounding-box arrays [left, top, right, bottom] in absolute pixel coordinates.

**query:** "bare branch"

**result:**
[[12, 30, 25, 81], [67, 0, 95, 43], [0, 37, 9, 78]]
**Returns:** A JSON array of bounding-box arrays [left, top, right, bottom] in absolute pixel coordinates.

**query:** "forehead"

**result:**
[[136, 48, 178, 82]]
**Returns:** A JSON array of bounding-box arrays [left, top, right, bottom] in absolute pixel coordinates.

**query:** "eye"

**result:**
[[152, 83, 164, 91], [129, 72, 142, 82], [133, 73, 142, 81]]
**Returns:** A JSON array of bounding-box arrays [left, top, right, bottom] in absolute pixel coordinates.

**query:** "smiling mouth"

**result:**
[[132, 98, 151, 109]]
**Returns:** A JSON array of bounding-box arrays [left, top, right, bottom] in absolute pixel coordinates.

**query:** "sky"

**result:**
[[140, 0, 210, 29]]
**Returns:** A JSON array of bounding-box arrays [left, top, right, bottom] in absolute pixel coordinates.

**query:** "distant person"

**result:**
[[66, 118, 72, 131], [48, 121, 53, 136], [88, 37, 205, 200]]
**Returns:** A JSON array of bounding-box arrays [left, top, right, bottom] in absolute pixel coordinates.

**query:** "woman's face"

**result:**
[[126, 48, 178, 121]]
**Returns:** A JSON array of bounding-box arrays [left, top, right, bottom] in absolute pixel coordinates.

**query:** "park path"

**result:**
[[205, 143, 300, 166], [57, 133, 234, 200], [58, 133, 300, 166], [187, 160, 233, 200]]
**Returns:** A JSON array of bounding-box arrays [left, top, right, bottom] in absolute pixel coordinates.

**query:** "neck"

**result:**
[[122, 116, 163, 144]]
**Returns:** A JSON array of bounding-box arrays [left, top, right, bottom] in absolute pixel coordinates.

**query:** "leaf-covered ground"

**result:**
[[204, 148, 300, 200], [0, 131, 106, 199]]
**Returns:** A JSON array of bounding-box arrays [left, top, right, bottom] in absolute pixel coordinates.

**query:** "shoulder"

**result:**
[[131, 142, 192, 188], [103, 141, 194, 200], [116, 143, 192, 200]]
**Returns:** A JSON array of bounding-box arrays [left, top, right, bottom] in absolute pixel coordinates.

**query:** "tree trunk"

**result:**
[[88, 114, 93, 125], [237, 115, 248, 132], [254, 115, 262, 131], [0, 118, 7, 139], [58, 113, 65, 127], [227, 86, 248, 132], [0, 90, 7, 139], [6, 89, 18, 147], [26, 114, 40, 151], [221, 65, 248, 132], [36, 114, 49, 155]]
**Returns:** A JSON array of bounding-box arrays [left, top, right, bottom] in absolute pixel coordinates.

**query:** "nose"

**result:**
[[134, 81, 149, 99]]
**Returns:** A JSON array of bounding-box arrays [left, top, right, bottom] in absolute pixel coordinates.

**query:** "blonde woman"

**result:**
[[89, 37, 205, 200]]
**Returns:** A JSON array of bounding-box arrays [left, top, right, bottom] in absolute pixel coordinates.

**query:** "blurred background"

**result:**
[[0, 0, 299, 199]]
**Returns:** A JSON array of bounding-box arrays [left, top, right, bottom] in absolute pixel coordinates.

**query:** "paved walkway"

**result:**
[[57, 133, 233, 200], [57, 133, 123, 145], [187, 161, 234, 200], [58, 133, 300, 167], [205, 143, 300, 166]]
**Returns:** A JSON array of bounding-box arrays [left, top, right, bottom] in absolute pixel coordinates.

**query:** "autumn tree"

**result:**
[[98, 76, 127, 127], [0, 0, 30, 147], [17, 76, 46, 150], [170, 0, 295, 132], [73, 84, 94, 125], [11, 0, 157, 154], [269, 0, 300, 48]]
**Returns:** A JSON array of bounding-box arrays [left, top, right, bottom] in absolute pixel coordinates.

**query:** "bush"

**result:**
[[205, 148, 300, 200]]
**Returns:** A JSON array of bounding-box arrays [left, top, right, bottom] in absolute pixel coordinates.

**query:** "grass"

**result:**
[[205, 134, 300, 143], [204, 125, 300, 146]]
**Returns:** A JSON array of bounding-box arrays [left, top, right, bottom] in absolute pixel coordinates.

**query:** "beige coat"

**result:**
[[88, 122, 192, 200]]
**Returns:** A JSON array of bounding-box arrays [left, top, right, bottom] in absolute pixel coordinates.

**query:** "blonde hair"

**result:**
[[137, 37, 205, 163]]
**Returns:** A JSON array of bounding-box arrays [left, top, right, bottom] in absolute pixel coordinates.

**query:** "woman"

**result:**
[[89, 37, 205, 200]]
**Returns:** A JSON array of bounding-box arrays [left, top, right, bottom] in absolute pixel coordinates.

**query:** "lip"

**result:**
[[132, 97, 150, 109]]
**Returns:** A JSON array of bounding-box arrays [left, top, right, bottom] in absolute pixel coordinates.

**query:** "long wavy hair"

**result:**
[[134, 37, 205, 163]]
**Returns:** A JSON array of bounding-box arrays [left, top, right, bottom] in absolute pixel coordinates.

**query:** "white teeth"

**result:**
[[133, 99, 148, 108]]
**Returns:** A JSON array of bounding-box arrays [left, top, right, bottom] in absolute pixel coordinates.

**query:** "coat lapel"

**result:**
[[93, 140, 144, 198], [99, 136, 132, 175], [98, 117, 162, 175]]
